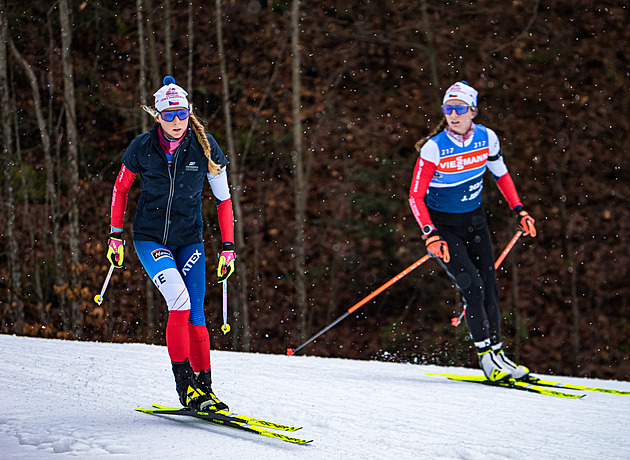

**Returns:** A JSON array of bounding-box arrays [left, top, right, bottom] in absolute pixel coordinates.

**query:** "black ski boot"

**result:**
[[172, 359, 214, 411], [196, 369, 229, 411]]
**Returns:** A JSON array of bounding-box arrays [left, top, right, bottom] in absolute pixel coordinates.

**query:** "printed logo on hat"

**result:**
[[153, 77, 189, 112], [443, 81, 478, 107]]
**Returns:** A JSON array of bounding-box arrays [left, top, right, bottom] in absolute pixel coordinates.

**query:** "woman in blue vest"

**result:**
[[409, 81, 536, 382], [106, 77, 236, 410]]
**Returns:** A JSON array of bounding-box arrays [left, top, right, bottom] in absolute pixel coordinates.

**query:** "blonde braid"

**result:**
[[189, 110, 222, 175], [415, 118, 447, 152]]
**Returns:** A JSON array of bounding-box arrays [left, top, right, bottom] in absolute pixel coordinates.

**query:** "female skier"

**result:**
[[106, 76, 236, 409], [409, 81, 536, 382]]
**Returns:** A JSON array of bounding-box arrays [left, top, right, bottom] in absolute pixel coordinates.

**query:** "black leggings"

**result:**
[[429, 207, 501, 344]]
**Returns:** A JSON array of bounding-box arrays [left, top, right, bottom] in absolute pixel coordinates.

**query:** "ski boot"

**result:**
[[491, 343, 529, 380], [172, 359, 215, 411], [476, 341, 511, 382], [196, 368, 229, 411]]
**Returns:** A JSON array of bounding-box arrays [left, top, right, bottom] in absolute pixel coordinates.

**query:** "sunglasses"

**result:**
[[441, 105, 470, 115], [160, 108, 190, 122]]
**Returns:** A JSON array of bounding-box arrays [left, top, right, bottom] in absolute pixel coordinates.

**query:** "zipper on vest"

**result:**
[[162, 146, 181, 244]]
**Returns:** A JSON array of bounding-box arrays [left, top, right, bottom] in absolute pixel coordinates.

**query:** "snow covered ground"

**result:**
[[1, 334, 629, 459]]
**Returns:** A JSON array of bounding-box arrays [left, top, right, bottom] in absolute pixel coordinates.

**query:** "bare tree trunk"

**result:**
[[0, 2, 22, 333], [9, 38, 50, 324], [137, 2, 149, 133], [237, 38, 289, 344], [164, 0, 172, 75], [11, 86, 28, 333], [186, 1, 193, 96], [136, 0, 156, 341], [510, 252, 522, 357], [291, 0, 309, 342], [215, 0, 250, 351], [553, 143, 580, 366], [59, 0, 83, 338], [419, 0, 440, 103], [44, 9, 68, 331], [493, 26, 525, 358], [144, 0, 160, 89], [53, 110, 69, 330]]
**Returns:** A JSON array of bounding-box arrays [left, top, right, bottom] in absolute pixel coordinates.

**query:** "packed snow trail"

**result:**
[[1, 334, 629, 459]]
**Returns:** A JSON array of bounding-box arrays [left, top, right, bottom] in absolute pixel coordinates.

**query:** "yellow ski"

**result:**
[[136, 406, 312, 445], [425, 372, 585, 399]]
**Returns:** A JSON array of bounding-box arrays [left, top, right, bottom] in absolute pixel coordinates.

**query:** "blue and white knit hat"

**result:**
[[442, 81, 478, 107]]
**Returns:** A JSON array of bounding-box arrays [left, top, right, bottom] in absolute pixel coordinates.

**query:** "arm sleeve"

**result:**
[[216, 199, 235, 245], [495, 172, 523, 210], [110, 164, 136, 231], [408, 141, 439, 230], [207, 170, 234, 244], [484, 128, 523, 209]]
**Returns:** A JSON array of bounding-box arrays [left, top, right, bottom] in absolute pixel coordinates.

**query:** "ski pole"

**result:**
[[221, 280, 230, 334], [451, 230, 523, 326], [287, 254, 431, 356], [494, 230, 522, 269], [94, 265, 115, 305]]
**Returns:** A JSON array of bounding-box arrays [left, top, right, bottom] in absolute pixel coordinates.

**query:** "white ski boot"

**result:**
[[476, 340, 511, 381], [492, 343, 529, 380]]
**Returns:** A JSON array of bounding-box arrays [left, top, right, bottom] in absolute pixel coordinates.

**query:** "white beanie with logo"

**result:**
[[442, 81, 478, 107], [153, 76, 189, 112]]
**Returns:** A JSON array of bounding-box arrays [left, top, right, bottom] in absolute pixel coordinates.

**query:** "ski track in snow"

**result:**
[[1, 334, 629, 459]]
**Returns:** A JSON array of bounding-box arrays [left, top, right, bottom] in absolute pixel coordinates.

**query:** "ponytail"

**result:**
[[415, 117, 447, 153], [415, 118, 447, 152]]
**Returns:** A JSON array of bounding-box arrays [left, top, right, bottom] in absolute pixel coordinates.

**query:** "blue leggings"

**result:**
[[134, 240, 207, 326]]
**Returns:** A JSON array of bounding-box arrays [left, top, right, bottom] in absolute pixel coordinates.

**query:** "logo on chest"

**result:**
[[185, 161, 199, 172], [438, 148, 489, 173]]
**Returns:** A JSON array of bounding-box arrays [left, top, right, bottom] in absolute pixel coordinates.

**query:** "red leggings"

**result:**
[[166, 310, 211, 371]]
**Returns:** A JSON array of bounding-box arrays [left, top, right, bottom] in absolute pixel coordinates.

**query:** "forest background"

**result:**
[[0, 0, 628, 380]]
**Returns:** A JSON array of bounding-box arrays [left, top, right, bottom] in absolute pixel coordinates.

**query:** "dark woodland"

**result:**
[[1, 0, 629, 380]]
